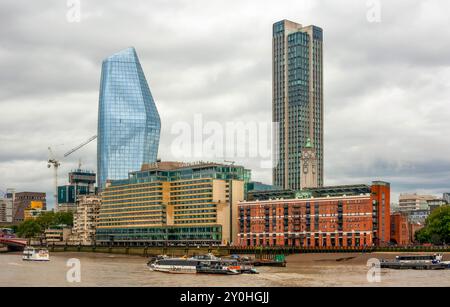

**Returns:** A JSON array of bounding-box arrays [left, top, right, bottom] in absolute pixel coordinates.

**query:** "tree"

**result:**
[[54, 212, 74, 226], [17, 220, 42, 242], [33, 211, 74, 228], [36, 211, 56, 229], [415, 206, 450, 245], [14, 211, 74, 241], [415, 227, 430, 243]]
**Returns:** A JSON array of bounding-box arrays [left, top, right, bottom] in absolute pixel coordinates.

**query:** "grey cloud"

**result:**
[[1, 0, 450, 209]]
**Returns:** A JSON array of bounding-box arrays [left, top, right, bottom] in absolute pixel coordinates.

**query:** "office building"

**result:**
[[398, 193, 437, 212], [57, 169, 96, 212], [272, 20, 324, 190], [12, 192, 46, 223], [96, 161, 250, 246], [237, 182, 390, 247], [97, 47, 161, 189]]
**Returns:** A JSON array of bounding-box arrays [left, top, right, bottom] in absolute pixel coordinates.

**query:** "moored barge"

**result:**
[[380, 254, 450, 270]]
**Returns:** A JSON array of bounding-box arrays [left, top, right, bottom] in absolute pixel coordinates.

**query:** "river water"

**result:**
[[1, 252, 449, 287]]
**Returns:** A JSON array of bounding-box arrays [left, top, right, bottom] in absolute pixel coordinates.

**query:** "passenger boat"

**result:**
[[380, 254, 450, 270], [147, 253, 258, 274], [22, 247, 50, 261]]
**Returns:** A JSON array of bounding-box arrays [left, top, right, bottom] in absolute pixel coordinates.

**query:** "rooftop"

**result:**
[[139, 161, 246, 172]]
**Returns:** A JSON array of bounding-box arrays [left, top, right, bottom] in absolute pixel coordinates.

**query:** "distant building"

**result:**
[[57, 169, 96, 212], [237, 181, 390, 247], [44, 226, 72, 245], [97, 47, 161, 190], [272, 19, 324, 190], [407, 209, 430, 224], [398, 193, 437, 212], [0, 197, 13, 224], [443, 193, 450, 204], [24, 201, 46, 221], [246, 182, 279, 193], [13, 192, 46, 223], [427, 198, 447, 213], [96, 161, 250, 246], [71, 195, 101, 245]]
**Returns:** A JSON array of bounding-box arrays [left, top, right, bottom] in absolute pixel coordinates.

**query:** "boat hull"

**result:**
[[22, 257, 50, 262], [380, 262, 450, 270], [149, 265, 197, 274]]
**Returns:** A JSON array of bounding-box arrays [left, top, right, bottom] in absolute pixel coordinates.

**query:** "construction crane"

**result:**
[[64, 135, 97, 158], [47, 135, 97, 210], [47, 147, 61, 209]]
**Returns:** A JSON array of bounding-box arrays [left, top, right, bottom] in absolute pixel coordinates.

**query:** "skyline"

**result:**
[[1, 0, 450, 208]]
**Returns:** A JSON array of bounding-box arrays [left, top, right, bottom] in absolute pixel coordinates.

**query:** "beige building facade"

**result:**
[[96, 162, 249, 246], [71, 195, 101, 245]]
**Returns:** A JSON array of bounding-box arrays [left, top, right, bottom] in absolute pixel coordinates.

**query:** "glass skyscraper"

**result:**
[[272, 20, 324, 190], [97, 47, 161, 189]]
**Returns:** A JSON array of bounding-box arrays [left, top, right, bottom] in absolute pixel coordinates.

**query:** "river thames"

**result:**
[[1, 252, 450, 287]]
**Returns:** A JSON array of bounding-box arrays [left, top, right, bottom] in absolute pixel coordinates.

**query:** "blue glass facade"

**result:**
[[97, 47, 161, 189]]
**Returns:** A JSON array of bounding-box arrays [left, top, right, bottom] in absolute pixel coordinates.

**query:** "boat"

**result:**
[[196, 261, 241, 275], [147, 255, 199, 274], [147, 253, 258, 274], [22, 247, 50, 261], [380, 254, 450, 270], [191, 254, 244, 275], [236, 254, 287, 267]]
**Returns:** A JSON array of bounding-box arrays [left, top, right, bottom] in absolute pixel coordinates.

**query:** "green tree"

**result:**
[[14, 210, 74, 242], [415, 227, 430, 243], [54, 212, 74, 226], [36, 211, 56, 229], [11, 225, 18, 233], [415, 206, 450, 245], [17, 220, 42, 241], [33, 211, 73, 228]]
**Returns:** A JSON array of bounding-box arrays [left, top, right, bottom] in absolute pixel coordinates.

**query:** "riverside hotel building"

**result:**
[[237, 181, 390, 248], [96, 162, 250, 246]]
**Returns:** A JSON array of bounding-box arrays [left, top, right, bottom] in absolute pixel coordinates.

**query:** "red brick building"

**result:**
[[371, 181, 391, 245], [237, 182, 390, 248], [390, 212, 410, 246]]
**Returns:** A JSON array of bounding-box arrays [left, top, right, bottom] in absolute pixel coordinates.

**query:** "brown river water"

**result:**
[[1, 251, 450, 287]]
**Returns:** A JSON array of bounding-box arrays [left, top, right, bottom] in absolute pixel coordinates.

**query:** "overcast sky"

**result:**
[[1, 0, 450, 209]]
